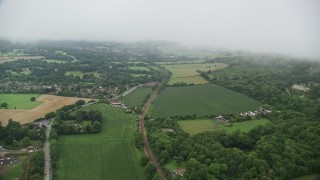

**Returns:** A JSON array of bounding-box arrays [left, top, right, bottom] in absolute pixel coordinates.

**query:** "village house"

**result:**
[[214, 116, 232, 125]]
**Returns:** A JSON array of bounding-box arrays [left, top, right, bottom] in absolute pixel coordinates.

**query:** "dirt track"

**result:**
[[140, 91, 167, 180], [0, 94, 92, 126]]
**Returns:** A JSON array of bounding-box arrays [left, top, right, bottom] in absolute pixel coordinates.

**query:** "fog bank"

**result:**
[[0, 0, 319, 58]]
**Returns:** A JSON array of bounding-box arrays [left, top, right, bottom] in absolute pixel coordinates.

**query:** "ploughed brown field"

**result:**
[[0, 94, 92, 126]]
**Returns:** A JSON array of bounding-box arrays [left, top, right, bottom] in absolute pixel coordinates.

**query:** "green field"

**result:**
[[20, 68, 31, 75], [5, 70, 20, 76], [121, 87, 152, 108], [154, 60, 205, 65], [0, 163, 22, 180], [56, 104, 145, 180], [0, 94, 42, 109], [178, 119, 270, 135], [43, 59, 69, 64], [5, 68, 31, 76], [150, 84, 261, 118], [165, 160, 185, 171], [163, 63, 228, 84], [64, 71, 99, 78], [293, 174, 320, 180], [128, 66, 150, 71], [130, 74, 151, 78]]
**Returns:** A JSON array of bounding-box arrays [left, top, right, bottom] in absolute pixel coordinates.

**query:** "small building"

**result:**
[[172, 168, 186, 177], [27, 146, 34, 152]]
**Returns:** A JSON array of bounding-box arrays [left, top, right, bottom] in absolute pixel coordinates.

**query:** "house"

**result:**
[[214, 116, 231, 124], [172, 168, 186, 177], [110, 100, 121, 106], [27, 146, 34, 152]]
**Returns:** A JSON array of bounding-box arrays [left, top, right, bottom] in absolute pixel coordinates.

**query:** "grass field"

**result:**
[[293, 174, 320, 180], [0, 163, 22, 180], [162, 63, 228, 84], [129, 66, 150, 71], [5, 69, 31, 76], [43, 59, 68, 64], [130, 74, 151, 78], [150, 84, 261, 118], [5, 70, 20, 76], [64, 71, 99, 78], [165, 160, 185, 171], [20, 68, 31, 75], [121, 87, 152, 108], [154, 60, 205, 65], [0, 94, 42, 109], [56, 103, 145, 180], [177, 119, 270, 135]]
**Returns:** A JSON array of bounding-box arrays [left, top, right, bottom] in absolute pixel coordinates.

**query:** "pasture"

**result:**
[[129, 66, 150, 71], [130, 74, 151, 78], [0, 94, 42, 110], [121, 87, 152, 108], [43, 59, 68, 64], [56, 104, 145, 180], [150, 84, 261, 118], [5, 68, 32, 76], [0, 163, 22, 180], [64, 71, 99, 78], [177, 118, 270, 135], [0, 56, 44, 64], [162, 63, 228, 84], [165, 160, 185, 171], [0, 95, 92, 126]]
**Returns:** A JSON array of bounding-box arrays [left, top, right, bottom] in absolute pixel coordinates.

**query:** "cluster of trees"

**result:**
[[0, 102, 8, 109], [20, 151, 45, 180], [50, 128, 59, 178], [0, 120, 45, 148], [146, 114, 320, 179], [51, 101, 103, 135]]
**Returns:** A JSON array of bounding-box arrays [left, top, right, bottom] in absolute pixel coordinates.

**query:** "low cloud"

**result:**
[[0, 0, 319, 58]]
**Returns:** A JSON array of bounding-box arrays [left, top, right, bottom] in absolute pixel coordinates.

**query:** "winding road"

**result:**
[[140, 91, 167, 180]]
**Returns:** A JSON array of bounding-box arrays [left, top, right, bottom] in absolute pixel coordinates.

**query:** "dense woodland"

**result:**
[[0, 120, 45, 149]]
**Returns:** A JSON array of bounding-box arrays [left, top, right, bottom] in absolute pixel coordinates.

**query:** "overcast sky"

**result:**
[[0, 0, 319, 58]]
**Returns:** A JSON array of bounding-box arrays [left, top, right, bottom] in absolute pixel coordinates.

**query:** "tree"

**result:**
[[144, 162, 157, 180], [30, 97, 36, 101], [45, 112, 56, 119], [75, 100, 85, 107], [1, 102, 8, 108], [22, 137, 32, 146]]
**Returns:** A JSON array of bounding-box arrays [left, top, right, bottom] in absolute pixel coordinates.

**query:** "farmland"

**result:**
[[162, 63, 228, 84], [0, 94, 42, 109], [177, 118, 271, 135], [56, 104, 145, 180], [150, 84, 262, 118], [0, 56, 44, 64], [0, 95, 91, 126], [130, 74, 151, 78], [64, 71, 100, 78], [43, 59, 69, 64], [128, 66, 150, 71], [121, 87, 152, 108]]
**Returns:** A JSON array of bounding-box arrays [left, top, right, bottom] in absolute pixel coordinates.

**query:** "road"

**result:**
[[44, 119, 53, 180], [140, 91, 167, 180]]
